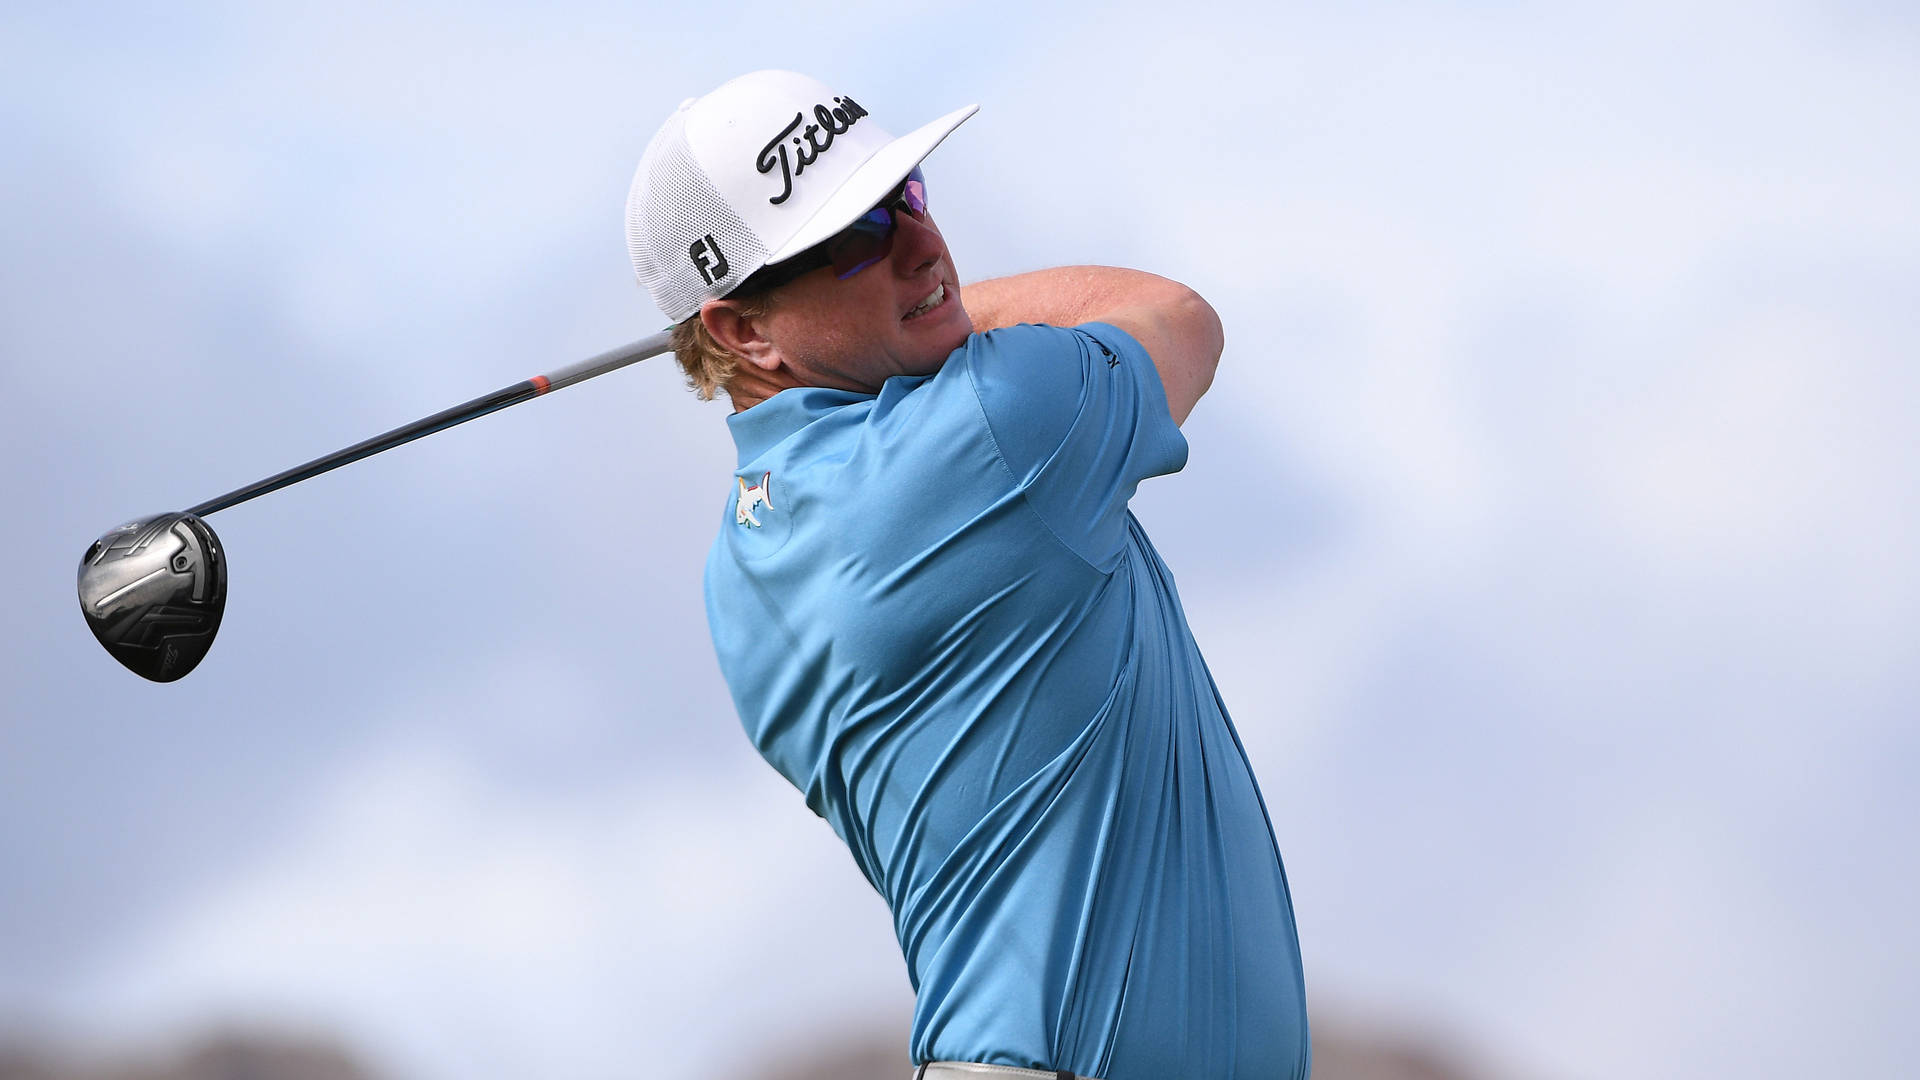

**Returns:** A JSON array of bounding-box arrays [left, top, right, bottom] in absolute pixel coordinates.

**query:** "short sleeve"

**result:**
[[962, 321, 1189, 568]]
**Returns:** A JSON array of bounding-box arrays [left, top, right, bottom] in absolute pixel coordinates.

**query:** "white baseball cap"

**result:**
[[626, 70, 977, 322]]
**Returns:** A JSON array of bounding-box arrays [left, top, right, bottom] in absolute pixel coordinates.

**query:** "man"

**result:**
[[626, 71, 1309, 1080]]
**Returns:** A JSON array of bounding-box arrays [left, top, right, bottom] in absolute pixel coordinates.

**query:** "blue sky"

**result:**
[[3, 3, 1916, 1078]]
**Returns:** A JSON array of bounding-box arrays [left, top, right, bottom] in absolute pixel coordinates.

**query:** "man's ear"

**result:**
[[700, 298, 780, 373]]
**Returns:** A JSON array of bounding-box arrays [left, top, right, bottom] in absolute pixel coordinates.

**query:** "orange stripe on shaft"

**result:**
[[530, 375, 551, 394]]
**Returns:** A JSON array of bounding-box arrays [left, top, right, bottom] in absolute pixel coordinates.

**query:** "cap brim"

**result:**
[[763, 103, 979, 265]]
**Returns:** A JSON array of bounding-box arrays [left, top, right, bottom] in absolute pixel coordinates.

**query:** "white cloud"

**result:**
[[63, 728, 911, 1080]]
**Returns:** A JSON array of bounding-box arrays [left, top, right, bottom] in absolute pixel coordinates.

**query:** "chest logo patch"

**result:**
[[735, 471, 775, 527]]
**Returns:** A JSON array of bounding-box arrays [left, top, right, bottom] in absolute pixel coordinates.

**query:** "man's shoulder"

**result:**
[[953, 321, 1146, 402], [724, 368, 1012, 549], [944, 321, 1157, 476]]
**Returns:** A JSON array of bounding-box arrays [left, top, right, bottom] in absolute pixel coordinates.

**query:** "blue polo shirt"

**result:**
[[705, 322, 1308, 1080]]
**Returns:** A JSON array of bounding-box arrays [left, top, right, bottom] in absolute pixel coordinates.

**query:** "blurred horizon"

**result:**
[[3, 3, 1915, 1079], [1, 1011, 1510, 1080]]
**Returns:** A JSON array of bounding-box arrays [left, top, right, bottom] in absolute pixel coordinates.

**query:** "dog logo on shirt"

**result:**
[[736, 472, 775, 527]]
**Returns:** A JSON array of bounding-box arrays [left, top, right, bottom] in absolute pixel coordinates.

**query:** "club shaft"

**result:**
[[186, 330, 674, 518]]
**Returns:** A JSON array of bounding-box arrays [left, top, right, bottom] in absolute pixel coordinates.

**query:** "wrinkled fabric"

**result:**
[[706, 323, 1308, 1080]]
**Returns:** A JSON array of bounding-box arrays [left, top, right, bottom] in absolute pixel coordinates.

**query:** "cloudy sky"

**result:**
[[3, 2, 1915, 1078]]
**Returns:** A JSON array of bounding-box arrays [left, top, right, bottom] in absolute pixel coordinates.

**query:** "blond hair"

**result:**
[[670, 294, 773, 401]]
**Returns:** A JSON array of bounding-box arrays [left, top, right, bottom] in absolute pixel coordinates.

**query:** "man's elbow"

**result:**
[[1169, 283, 1223, 408]]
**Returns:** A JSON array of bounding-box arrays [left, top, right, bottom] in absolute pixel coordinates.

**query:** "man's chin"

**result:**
[[919, 299, 973, 355], [920, 328, 972, 374]]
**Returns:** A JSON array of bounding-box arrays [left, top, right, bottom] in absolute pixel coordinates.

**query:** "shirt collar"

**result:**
[[725, 386, 871, 466]]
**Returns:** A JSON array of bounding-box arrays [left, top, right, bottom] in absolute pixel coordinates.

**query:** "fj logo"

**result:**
[[736, 472, 775, 527], [690, 234, 730, 285]]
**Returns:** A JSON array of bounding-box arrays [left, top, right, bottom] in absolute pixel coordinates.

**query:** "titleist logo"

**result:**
[[756, 96, 869, 206]]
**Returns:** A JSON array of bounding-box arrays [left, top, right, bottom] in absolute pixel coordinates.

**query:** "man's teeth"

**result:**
[[907, 284, 945, 318]]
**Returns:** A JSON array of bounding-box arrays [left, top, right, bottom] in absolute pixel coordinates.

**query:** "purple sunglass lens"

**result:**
[[902, 167, 926, 214], [827, 168, 931, 279]]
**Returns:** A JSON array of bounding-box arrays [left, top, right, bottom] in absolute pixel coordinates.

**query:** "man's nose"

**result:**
[[891, 211, 944, 274]]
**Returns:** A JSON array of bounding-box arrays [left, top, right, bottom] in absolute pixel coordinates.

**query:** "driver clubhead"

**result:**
[[78, 511, 227, 682]]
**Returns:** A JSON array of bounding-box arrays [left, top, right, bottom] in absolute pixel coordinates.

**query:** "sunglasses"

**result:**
[[735, 167, 929, 294]]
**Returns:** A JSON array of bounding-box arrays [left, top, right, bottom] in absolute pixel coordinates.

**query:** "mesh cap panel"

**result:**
[[626, 106, 769, 322]]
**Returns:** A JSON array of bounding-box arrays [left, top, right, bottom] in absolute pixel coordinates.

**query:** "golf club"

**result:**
[[78, 329, 674, 682]]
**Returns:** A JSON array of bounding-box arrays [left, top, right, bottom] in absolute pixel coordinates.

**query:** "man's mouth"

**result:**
[[903, 283, 946, 321]]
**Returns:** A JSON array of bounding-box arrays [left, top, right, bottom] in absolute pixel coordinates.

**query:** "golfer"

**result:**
[[626, 71, 1308, 1080]]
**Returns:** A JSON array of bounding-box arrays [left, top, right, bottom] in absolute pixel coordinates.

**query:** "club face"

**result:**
[[78, 512, 227, 682]]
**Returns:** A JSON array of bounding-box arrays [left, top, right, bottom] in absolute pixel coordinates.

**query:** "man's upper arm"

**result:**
[[1097, 284, 1224, 427], [962, 323, 1188, 568], [962, 268, 1224, 426]]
